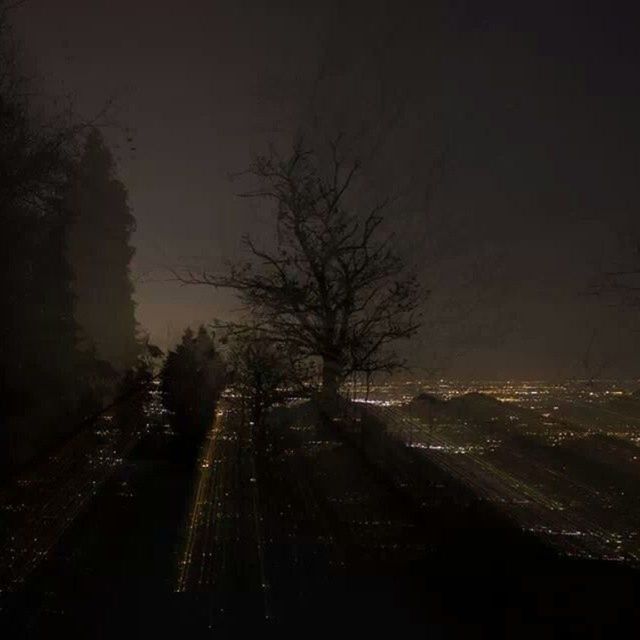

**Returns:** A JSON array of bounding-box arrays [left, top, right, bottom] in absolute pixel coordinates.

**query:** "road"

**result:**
[[175, 402, 269, 623]]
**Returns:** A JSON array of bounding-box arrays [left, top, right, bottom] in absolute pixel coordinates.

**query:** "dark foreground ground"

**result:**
[[1, 400, 639, 638]]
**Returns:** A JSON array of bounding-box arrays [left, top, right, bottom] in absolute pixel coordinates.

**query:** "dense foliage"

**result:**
[[0, 10, 79, 471], [0, 5, 140, 475], [160, 327, 226, 439], [66, 129, 139, 372], [228, 331, 310, 448]]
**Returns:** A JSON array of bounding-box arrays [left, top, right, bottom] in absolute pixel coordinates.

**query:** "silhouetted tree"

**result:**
[[160, 326, 226, 439], [66, 129, 139, 372], [114, 338, 164, 430], [228, 330, 309, 448], [0, 5, 87, 471], [0, 4, 131, 474], [179, 138, 423, 401]]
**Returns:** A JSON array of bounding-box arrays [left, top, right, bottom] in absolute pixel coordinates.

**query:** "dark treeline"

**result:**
[[0, 7, 140, 477], [225, 330, 312, 451], [161, 325, 305, 454], [160, 326, 226, 441], [67, 130, 139, 373]]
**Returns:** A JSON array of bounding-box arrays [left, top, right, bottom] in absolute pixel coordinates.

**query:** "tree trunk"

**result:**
[[321, 357, 341, 401]]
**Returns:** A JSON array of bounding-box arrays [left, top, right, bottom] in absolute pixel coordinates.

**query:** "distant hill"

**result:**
[[405, 390, 640, 560], [412, 392, 444, 407], [408, 391, 551, 434]]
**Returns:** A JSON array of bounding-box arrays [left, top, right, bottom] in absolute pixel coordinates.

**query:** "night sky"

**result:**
[[13, 0, 640, 379]]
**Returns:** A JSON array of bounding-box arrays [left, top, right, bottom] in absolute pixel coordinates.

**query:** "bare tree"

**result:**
[[228, 330, 310, 448], [0, 1, 119, 215], [179, 137, 424, 400]]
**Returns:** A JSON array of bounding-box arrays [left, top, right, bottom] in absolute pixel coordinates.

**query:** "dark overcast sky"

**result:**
[[13, 0, 640, 379]]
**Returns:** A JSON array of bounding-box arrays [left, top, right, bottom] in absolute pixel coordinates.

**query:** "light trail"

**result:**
[[248, 441, 271, 620], [175, 402, 269, 609], [175, 409, 223, 592]]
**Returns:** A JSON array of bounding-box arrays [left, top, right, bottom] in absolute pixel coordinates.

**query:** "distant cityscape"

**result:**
[[352, 377, 640, 407], [349, 378, 640, 564]]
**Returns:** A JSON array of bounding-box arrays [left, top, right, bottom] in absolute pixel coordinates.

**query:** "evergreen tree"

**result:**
[[0, 6, 84, 472], [160, 326, 226, 439], [66, 129, 139, 373]]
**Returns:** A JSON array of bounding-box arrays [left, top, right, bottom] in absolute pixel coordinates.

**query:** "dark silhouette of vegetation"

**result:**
[[0, 5, 141, 475], [114, 338, 164, 429], [0, 6, 83, 472], [227, 331, 309, 450], [66, 128, 139, 373], [160, 327, 226, 440], [178, 137, 423, 402]]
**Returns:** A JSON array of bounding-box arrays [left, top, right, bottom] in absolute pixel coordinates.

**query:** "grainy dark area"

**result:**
[[2, 1, 640, 636]]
